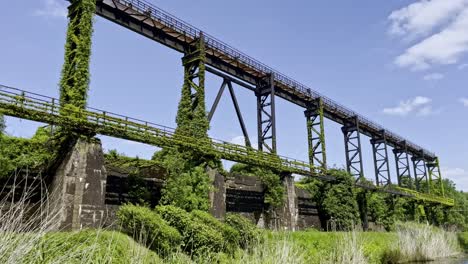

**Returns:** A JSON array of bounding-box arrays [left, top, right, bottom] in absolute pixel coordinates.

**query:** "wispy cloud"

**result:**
[[389, 0, 468, 71], [422, 73, 444, 81], [34, 0, 68, 19], [383, 96, 433, 116], [388, 0, 467, 38], [459, 97, 468, 106]]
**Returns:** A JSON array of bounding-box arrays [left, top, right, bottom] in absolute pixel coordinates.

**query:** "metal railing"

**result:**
[[0, 85, 313, 175], [108, 0, 435, 158], [0, 84, 452, 205]]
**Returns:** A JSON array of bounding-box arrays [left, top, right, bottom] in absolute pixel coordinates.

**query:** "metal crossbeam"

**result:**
[[305, 98, 326, 172], [93, 0, 437, 160], [427, 158, 444, 196], [342, 116, 363, 181], [413, 153, 429, 193], [0, 84, 454, 206], [393, 142, 413, 188], [371, 130, 391, 187], [256, 73, 276, 153]]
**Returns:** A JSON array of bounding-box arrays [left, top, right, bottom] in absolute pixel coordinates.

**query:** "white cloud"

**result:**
[[388, 0, 468, 37], [441, 167, 468, 191], [458, 63, 468, 69], [390, 1, 468, 71], [459, 97, 468, 106], [383, 96, 433, 116], [422, 73, 444, 81], [34, 0, 68, 19]]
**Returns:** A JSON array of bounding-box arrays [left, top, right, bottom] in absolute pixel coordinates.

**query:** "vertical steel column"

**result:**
[[370, 130, 391, 187], [427, 157, 444, 196], [412, 152, 429, 192], [341, 116, 364, 181], [256, 73, 276, 153], [393, 142, 412, 188], [304, 97, 327, 172], [176, 33, 209, 139]]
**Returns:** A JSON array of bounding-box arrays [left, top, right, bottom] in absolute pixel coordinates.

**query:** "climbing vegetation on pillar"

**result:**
[[0, 127, 54, 178], [229, 163, 284, 208], [59, 0, 96, 110], [299, 169, 360, 230], [153, 36, 222, 212]]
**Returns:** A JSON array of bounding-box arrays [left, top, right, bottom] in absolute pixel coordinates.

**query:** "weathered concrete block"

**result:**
[[208, 168, 226, 219], [49, 138, 107, 230]]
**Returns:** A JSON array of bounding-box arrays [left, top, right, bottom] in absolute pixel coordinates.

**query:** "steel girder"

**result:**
[[412, 152, 429, 192], [342, 116, 364, 181], [208, 79, 251, 147], [256, 73, 276, 153], [393, 142, 413, 188], [370, 130, 391, 187], [427, 157, 444, 196], [305, 98, 327, 172]]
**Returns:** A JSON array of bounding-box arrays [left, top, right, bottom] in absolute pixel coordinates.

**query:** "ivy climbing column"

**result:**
[[175, 33, 210, 142], [59, 0, 96, 112], [305, 97, 327, 173], [427, 157, 444, 196]]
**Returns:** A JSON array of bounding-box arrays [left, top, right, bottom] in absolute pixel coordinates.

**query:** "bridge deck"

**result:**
[[0, 85, 453, 206], [94, 0, 435, 160]]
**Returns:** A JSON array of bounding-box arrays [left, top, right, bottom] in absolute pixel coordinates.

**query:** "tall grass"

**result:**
[[382, 222, 461, 263], [0, 172, 160, 263]]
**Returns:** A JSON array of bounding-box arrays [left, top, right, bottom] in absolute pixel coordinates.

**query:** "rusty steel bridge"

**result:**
[[0, 0, 453, 205]]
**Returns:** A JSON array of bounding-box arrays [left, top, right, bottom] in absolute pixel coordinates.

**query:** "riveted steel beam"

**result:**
[[393, 141, 413, 189], [371, 130, 391, 187], [427, 157, 444, 196], [305, 97, 327, 173], [256, 73, 276, 153], [412, 150, 429, 193], [342, 116, 364, 181]]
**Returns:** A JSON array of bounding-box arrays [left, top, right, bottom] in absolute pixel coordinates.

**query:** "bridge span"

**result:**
[[91, 0, 443, 192], [0, 85, 454, 206]]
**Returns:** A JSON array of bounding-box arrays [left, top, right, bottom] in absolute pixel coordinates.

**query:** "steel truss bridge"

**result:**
[[0, 0, 454, 206]]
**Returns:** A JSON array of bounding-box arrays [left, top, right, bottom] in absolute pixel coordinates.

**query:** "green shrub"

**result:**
[[191, 210, 241, 253], [155, 205, 224, 254], [116, 204, 182, 255], [224, 213, 261, 249]]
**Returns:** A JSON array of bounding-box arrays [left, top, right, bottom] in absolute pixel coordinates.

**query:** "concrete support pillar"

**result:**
[[49, 137, 107, 230], [266, 174, 298, 231], [207, 168, 226, 219]]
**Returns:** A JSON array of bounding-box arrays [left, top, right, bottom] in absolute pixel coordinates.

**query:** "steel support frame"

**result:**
[[305, 98, 327, 172], [208, 79, 251, 147], [412, 152, 429, 193], [256, 73, 276, 153], [393, 142, 413, 188], [342, 116, 364, 181], [427, 157, 444, 196], [370, 130, 391, 187]]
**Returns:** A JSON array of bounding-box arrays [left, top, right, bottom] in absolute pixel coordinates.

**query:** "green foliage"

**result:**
[[301, 169, 360, 230], [224, 213, 261, 249], [190, 210, 241, 254], [157, 151, 212, 212], [155, 205, 224, 254], [116, 204, 182, 256], [17, 230, 162, 264], [59, 0, 96, 110], [0, 127, 53, 177], [230, 163, 284, 207], [153, 38, 223, 211], [458, 232, 468, 252]]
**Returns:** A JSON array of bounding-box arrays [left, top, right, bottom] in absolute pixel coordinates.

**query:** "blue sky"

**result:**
[[1, 0, 467, 191]]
